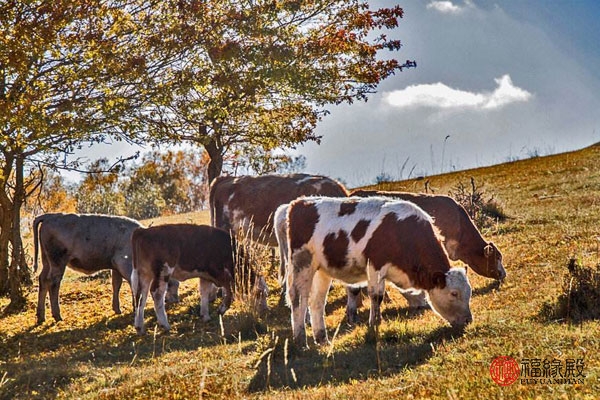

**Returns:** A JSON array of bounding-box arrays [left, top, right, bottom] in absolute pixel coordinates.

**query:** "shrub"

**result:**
[[539, 258, 600, 323], [448, 177, 508, 229]]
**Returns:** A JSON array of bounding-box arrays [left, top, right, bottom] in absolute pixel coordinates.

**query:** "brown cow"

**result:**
[[131, 224, 267, 334], [284, 197, 472, 347], [210, 173, 348, 283], [33, 213, 143, 324]]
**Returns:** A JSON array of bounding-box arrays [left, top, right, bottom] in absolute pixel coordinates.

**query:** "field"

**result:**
[[1, 144, 600, 399]]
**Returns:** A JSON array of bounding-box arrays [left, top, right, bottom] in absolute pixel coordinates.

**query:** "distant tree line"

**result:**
[[24, 148, 306, 221]]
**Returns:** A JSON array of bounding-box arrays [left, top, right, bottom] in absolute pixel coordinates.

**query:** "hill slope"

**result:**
[[1, 144, 600, 399]]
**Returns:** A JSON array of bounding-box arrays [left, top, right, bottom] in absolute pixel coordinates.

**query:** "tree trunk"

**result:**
[[205, 136, 224, 185], [7, 154, 28, 311], [0, 215, 9, 295], [0, 151, 13, 296]]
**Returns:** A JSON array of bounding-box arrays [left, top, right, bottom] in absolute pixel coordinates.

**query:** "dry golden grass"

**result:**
[[2, 144, 600, 399]]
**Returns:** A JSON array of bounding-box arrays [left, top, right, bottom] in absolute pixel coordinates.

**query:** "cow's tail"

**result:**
[[32, 215, 47, 272]]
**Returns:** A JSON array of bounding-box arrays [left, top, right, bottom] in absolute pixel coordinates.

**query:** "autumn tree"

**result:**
[[23, 169, 76, 221], [0, 1, 170, 309], [123, 149, 209, 219], [75, 159, 125, 215], [227, 145, 307, 176], [139, 1, 413, 183]]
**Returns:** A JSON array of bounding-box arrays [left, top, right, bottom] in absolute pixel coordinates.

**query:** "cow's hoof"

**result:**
[[114, 308, 122, 315], [135, 326, 146, 335], [53, 315, 63, 322], [202, 315, 212, 323], [293, 333, 308, 350], [365, 325, 383, 344], [314, 330, 329, 346], [217, 305, 228, 315], [346, 309, 359, 325]]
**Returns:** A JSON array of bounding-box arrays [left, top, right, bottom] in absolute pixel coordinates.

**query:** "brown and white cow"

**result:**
[[33, 213, 146, 324], [284, 197, 473, 346], [346, 190, 506, 320], [210, 174, 347, 283], [131, 224, 267, 334]]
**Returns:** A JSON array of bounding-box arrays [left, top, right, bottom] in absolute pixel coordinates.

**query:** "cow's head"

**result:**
[[479, 242, 506, 280], [426, 267, 472, 328]]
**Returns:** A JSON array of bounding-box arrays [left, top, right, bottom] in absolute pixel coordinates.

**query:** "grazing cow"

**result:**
[[210, 173, 348, 285], [346, 190, 506, 320], [131, 224, 267, 334], [284, 197, 473, 346], [33, 213, 144, 324]]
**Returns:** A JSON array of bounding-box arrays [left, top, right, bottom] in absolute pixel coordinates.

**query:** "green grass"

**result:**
[[2, 144, 600, 399]]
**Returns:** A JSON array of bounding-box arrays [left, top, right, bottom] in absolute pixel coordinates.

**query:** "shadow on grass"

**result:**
[[248, 325, 464, 393], [472, 279, 502, 297], [0, 304, 261, 400]]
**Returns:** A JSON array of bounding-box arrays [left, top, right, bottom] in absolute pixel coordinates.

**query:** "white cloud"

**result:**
[[426, 1, 469, 15], [383, 75, 532, 110]]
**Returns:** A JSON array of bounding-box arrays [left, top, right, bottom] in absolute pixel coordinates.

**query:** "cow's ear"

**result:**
[[431, 271, 446, 287]]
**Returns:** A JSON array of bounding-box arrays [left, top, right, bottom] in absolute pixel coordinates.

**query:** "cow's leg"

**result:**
[[150, 262, 172, 332], [277, 241, 289, 307], [217, 279, 233, 317], [345, 285, 364, 324], [199, 279, 214, 322], [36, 250, 52, 324], [287, 248, 314, 347], [308, 270, 332, 346], [132, 268, 150, 334], [165, 279, 180, 304], [205, 282, 219, 302], [48, 258, 67, 322], [111, 270, 123, 314], [367, 262, 386, 326]]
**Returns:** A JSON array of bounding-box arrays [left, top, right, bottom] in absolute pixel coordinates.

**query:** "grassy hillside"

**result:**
[[2, 144, 600, 399]]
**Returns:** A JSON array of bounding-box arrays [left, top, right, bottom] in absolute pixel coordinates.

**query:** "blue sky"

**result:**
[[297, 0, 600, 186]]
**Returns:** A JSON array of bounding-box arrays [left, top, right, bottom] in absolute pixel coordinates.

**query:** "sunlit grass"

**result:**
[[2, 145, 600, 399]]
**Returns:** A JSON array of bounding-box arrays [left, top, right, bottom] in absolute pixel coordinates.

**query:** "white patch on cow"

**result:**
[[296, 176, 316, 184], [222, 204, 230, 223], [312, 182, 323, 191], [445, 267, 470, 289], [227, 193, 236, 203], [163, 262, 175, 275], [232, 208, 259, 238]]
